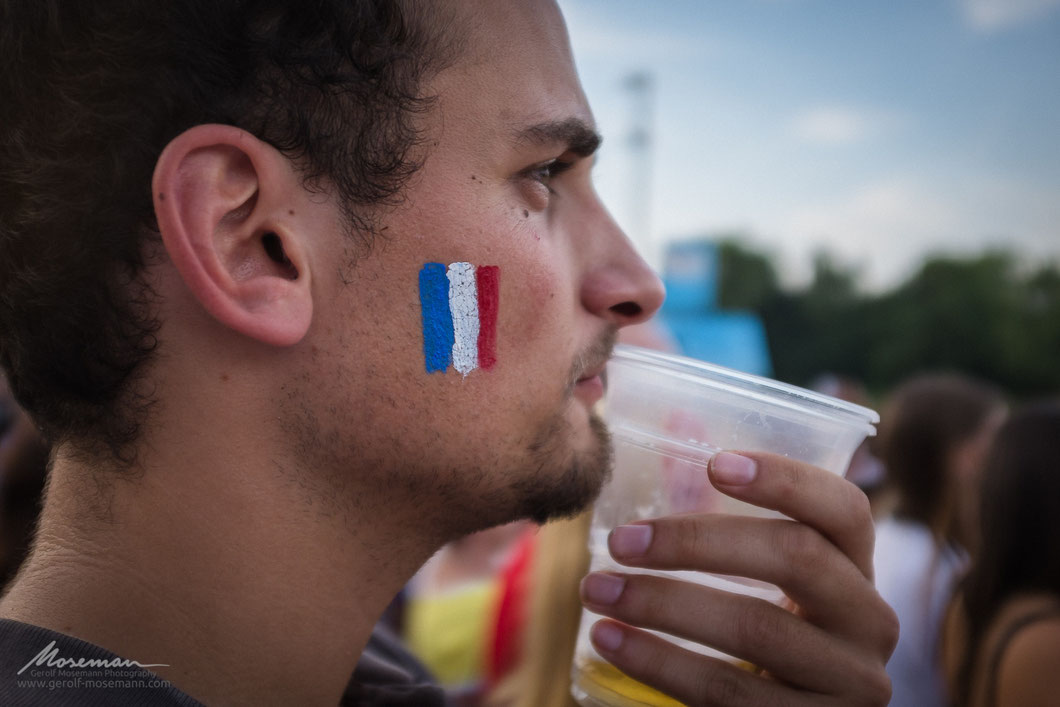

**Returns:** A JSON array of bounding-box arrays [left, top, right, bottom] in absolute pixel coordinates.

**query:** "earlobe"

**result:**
[[152, 124, 312, 346]]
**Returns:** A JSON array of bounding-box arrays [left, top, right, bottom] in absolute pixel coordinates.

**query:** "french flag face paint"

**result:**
[[419, 262, 499, 375]]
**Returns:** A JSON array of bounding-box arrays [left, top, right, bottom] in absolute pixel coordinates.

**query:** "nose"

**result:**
[[580, 215, 665, 328]]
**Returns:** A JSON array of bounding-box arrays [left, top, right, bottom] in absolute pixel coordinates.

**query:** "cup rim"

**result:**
[[609, 344, 880, 433]]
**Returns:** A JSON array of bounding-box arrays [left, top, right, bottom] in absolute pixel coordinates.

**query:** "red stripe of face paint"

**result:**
[[476, 266, 500, 370]]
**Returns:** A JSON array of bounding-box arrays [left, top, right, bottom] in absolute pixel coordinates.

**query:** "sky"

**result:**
[[556, 0, 1060, 289]]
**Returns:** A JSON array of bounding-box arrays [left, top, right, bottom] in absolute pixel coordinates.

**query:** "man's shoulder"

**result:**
[[0, 619, 203, 707], [343, 622, 446, 706]]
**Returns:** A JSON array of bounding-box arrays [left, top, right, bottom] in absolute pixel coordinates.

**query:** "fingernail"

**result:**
[[581, 572, 626, 606], [711, 452, 757, 485], [610, 523, 653, 558], [591, 621, 624, 652]]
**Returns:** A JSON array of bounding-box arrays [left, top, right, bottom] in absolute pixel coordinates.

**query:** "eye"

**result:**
[[523, 158, 574, 193]]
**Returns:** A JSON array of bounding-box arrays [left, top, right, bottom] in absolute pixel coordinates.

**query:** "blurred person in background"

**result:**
[[941, 400, 1060, 707], [0, 375, 47, 588], [874, 373, 1006, 707], [488, 513, 590, 707], [811, 374, 887, 506], [401, 520, 534, 704]]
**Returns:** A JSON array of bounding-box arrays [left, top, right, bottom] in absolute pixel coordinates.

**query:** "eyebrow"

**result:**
[[513, 118, 602, 157]]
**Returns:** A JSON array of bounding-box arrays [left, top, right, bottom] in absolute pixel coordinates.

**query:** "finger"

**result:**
[[606, 515, 897, 653], [707, 451, 876, 580], [580, 571, 876, 695], [586, 619, 832, 707]]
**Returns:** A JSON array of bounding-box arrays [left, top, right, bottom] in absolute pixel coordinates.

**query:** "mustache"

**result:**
[[565, 329, 617, 397]]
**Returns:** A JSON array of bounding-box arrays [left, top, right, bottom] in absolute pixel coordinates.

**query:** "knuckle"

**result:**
[[624, 633, 674, 683], [846, 485, 873, 531], [695, 665, 753, 707], [851, 662, 893, 706], [772, 457, 805, 505], [616, 575, 655, 621], [667, 515, 712, 566], [773, 522, 828, 582], [876, 597, 901, 656], [870, 672, 894, 706], [730, 604, 784, 657], [835, 636, 894, 707], [787, 457, 808, 491]]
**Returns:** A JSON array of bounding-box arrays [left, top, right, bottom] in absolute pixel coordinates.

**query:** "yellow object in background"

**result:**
[[404, 580, 499, 690]]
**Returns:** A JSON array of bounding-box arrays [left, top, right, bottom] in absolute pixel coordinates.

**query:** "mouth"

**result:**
[[568, 330, 616, 407], [573, 364, 607, 406]]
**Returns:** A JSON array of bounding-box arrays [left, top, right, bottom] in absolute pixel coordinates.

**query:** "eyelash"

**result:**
[[524, 158, 574, 193]]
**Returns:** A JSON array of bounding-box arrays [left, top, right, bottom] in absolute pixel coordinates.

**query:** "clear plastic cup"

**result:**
[[571, 345, 879, 707]]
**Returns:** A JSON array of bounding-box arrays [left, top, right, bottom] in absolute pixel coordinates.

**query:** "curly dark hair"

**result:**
[[0, 0, 460, 462]]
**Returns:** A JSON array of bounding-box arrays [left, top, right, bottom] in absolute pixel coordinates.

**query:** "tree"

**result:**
[[715, 237, 779, 311], [705, 238, 1060, 398]]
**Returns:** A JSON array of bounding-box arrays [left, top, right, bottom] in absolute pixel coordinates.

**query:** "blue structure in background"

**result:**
[[658, 240, 773, 376]]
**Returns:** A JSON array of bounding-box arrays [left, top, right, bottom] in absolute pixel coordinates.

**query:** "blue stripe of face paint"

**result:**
[[419, 263, 455, 373]]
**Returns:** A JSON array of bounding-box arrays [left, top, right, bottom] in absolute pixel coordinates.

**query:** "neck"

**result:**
[[0, 430, 439, 706]]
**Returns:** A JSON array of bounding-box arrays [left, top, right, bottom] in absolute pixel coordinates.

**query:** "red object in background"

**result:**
[[486, 528, 536, 685], [661, 409, 721, 514]]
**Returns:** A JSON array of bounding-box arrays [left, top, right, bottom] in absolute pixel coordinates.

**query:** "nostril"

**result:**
[[610, 301, 643, 319]]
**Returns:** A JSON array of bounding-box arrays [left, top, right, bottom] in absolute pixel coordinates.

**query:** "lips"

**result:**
[[574, 364, 607, 405], [570, 331, 616, 406], [576, 363, 605, 385]]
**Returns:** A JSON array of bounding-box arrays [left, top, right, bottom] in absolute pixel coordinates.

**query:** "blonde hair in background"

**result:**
[[488, 512, 592, 707]]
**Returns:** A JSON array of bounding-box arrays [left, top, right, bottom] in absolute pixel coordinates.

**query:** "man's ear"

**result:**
[[152, 124, 312, 346]]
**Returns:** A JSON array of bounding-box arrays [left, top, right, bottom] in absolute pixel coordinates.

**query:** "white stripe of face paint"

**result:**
[[447, 262, 479, 376]]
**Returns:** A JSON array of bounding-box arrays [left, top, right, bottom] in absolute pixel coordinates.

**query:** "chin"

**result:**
[[511, 412, 613, 526]]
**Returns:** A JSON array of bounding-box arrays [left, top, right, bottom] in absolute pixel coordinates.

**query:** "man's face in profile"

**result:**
[[281, 0, 662, 535]]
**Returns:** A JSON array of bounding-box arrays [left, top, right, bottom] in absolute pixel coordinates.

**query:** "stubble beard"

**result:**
[[510, 408, 613, 526], [280, 329, 617, 539], [507, 331, 617, 525]]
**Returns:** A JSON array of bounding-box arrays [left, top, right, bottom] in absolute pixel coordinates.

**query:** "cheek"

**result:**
[[369, 204, 572, 382], [396, 255, 562, 382], [497, 245, 567, 354]]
